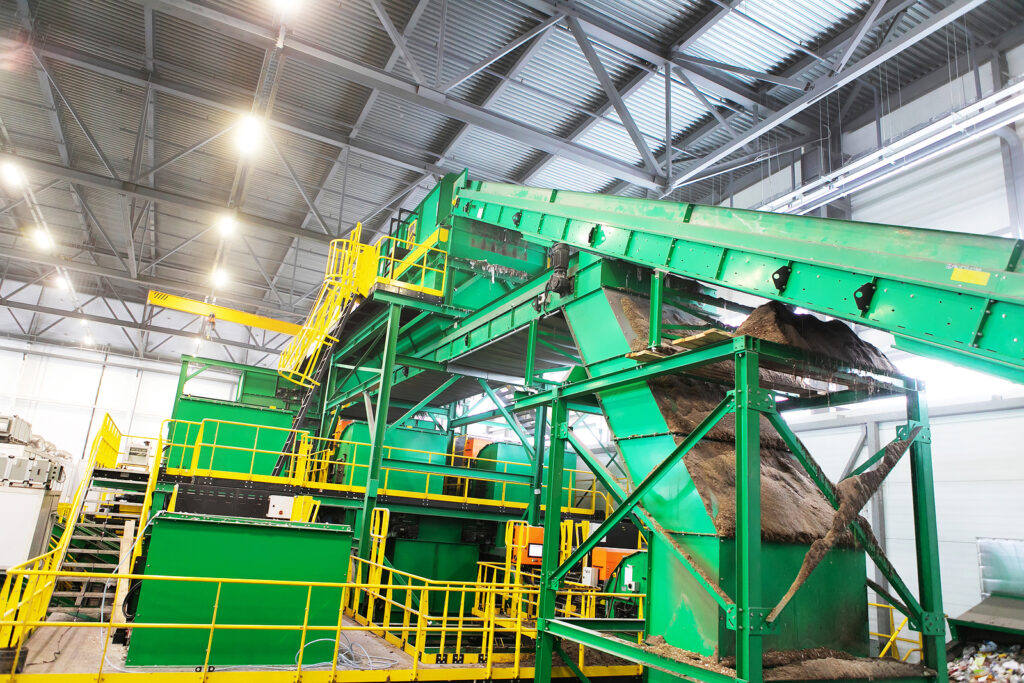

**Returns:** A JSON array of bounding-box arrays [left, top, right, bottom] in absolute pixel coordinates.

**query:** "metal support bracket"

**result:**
[[897, 421, 930, 444], [914, 611, 947, 636], [731, 387, 775, 413], [725, 606, 778, 634]]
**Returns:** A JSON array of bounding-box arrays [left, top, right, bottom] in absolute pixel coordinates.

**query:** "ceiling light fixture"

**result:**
[[32, 227, 53, 251], [235, 115, 264, 156], [1, 161, 24, 187], [83, 334, 94, 346], [211, 268, 230, 288], [271, 0, 301, 17], [217, 214, 237, 237], [55, 275, 70, 291]]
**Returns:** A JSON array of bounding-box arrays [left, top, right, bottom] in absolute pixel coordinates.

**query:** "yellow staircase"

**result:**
[[278, 222, 449, 388]]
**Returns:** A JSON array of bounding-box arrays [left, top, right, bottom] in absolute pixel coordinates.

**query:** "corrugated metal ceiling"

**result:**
[[0, 0, 1016, 362]]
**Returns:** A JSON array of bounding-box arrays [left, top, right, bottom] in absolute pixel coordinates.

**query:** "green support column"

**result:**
[[534, 398, 567, 683], [649, 269, 664, 348], [356, 304, 401, 561], [526, 320, 547, 525], [527, 406, 548, 525], [907, 386, 947, 680], [735, 342, 763, 683]]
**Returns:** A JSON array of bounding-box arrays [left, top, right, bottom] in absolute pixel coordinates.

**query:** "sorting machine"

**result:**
[[262, 170, 1021, 683], [5, 168, 1023, 683]]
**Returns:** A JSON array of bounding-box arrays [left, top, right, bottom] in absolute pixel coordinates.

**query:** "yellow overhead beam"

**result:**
[[147, 291, 300, 336]]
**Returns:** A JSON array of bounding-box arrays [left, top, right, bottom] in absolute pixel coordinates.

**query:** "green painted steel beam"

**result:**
[[551, 396, 734, 586], [453, 178, 1024, 382], [356, 304, 401, 561], [544, 619, 737, 683], [371, 288, 468, 317], [556, 618, 646, 632], [476, 378, 535, 461], [734, 347, 764, 683], [766, 411, 927, 621], [387, 375, 459, 432]]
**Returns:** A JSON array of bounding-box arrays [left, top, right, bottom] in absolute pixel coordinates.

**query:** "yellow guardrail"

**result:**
[[163, 418, 611, 517], [0, 560, 642, 681], [347, 555, 644, 676], [870, 601, 923, 661], [0, 414, 157, 650], [279, 222, 450, 388]]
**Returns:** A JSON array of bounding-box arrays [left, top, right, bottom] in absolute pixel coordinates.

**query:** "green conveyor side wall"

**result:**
[[562, 285, 870, 666], [166, 396, 295, 473], [338, 422, 449, 495], [127, 513, 352, 667]]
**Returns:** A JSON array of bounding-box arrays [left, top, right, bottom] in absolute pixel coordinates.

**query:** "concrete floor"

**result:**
[[22, 612, 412, 674]]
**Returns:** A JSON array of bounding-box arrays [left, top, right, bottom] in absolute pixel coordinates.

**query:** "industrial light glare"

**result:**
[[211, 268, 230, 288], [32, 227, 53, 250], [271, 0, 301, 16], [217, 214, 237, 237], [235, 115, 264, 155], [79, 318, 88, 327], [83, 334, 94, 346], [55, 275, 70, 291], [1, 161, 24, 187]]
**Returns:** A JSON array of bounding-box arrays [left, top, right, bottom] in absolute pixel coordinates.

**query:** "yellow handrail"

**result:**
[[1, 413, 124, 648], [278, 222, 450, 388], [163, 417, 610, 517], [870, 601, 923, 661]]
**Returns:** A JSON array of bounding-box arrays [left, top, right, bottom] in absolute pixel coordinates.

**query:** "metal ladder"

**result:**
[[274, 299, 356, 476]]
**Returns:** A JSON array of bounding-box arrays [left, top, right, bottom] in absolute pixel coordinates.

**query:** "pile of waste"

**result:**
[[949, 642, 1023, 683]]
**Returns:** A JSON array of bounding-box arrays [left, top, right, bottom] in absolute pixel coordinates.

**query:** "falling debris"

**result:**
[[768, 426, 921, 621], [735, 301, 897, 374], [949, 643, 1024, 683]]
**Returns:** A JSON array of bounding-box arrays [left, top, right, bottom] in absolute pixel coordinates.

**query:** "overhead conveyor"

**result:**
[[267, 170, 1024, 683], [448, 173, 1024, 383]]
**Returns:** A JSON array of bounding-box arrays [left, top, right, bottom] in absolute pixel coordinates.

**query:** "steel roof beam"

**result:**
[[666, 0, 990, 193], [14, 40, 449, 179], [567, 16, 660, 173], [0, 245, 301, 318], [0, 151, 333, 245], [369, 0, 427, 86], [673, 55, 809, 90], [441, 13, 563, 93], [0, 296, 279, 354], [126, 0, 662, 189]]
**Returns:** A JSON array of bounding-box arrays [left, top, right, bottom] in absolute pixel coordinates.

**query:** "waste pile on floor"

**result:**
[[949, 642, 1023, 683]]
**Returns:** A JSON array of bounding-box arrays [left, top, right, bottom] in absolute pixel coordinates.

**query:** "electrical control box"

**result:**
[[510, 524, 545, 566]]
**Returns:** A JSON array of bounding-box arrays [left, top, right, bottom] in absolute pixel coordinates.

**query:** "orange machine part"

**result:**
[[511, 524, 545, 567], [590, 547, 635, 582]]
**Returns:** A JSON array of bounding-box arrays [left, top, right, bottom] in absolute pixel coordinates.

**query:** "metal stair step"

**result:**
[[61, 562, 119, 569], [52, 591, 112, 599], [65, 548, 119, 555]]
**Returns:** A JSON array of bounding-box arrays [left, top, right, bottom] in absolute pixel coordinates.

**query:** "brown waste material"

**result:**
[[611, 292, 896, 544], [736, 301, 897, 374], [769, 427, 921, 620], [728, 647, 856, 668], [763, 656, 928, 681], [642, 642, 928, 681], [683, 442, 850, 545], [642, 636, 736, 676]]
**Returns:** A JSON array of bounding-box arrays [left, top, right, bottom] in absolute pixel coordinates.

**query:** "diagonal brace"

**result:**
[[477, 378, 535, 461], [766, 411, 925, 619], [387, 375, 458, 433], [551, 395, 734, 587]]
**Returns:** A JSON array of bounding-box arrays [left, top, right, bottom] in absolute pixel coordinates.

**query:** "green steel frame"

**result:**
[[527, 336, 944, 683], [163, 169, 1015, 679]]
